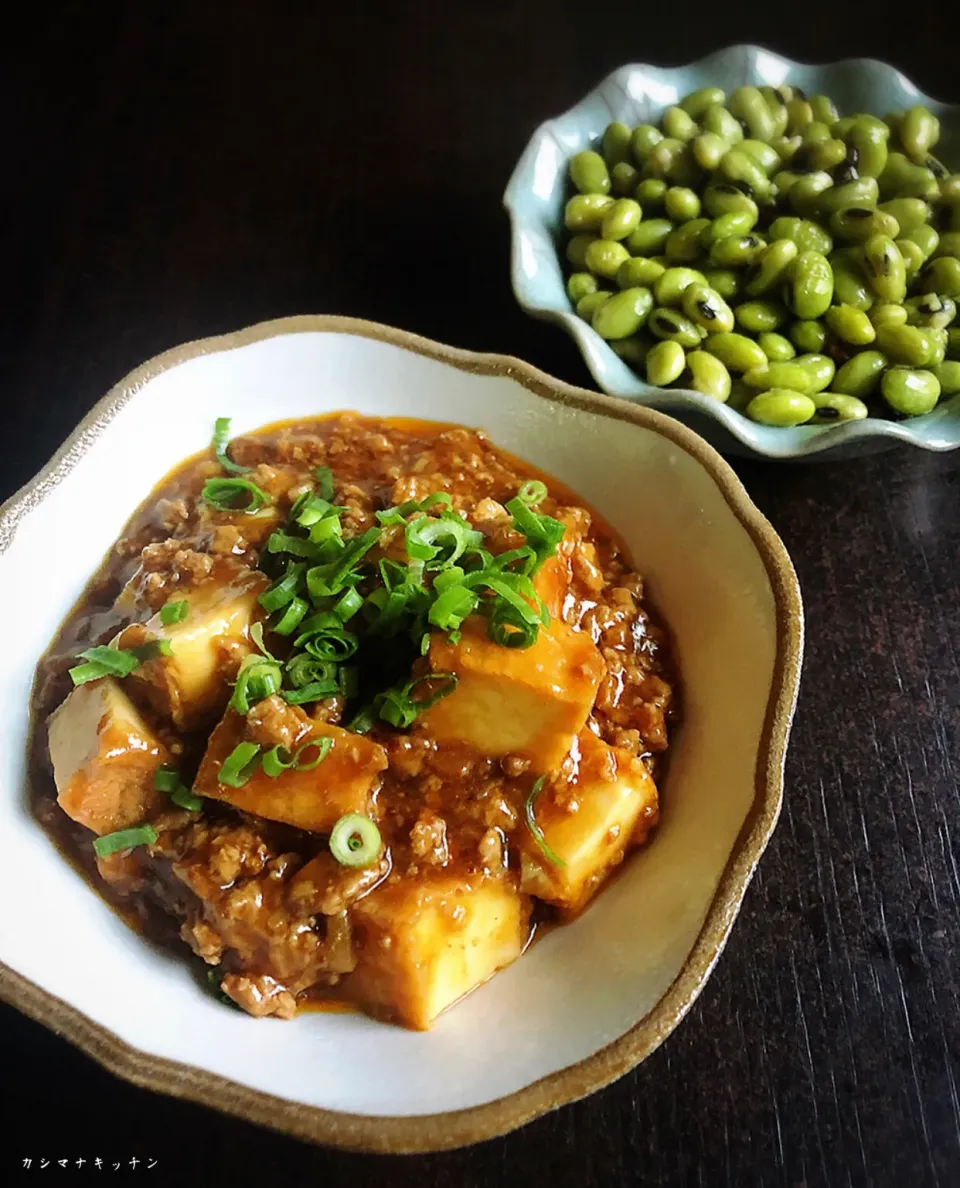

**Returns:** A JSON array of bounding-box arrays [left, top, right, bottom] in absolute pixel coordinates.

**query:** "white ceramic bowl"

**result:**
[[0, 317, 802, 1151]]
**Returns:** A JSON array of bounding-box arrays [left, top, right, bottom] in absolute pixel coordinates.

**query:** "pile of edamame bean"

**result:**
[[563, 85, 960, 426]]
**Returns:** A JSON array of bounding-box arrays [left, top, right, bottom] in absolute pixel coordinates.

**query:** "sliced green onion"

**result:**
[[305, 527, 379, 599], [159, 600, 189, 626], [202, 477, 271, 514], [295, 614, 359, 662], [131, 639, 174, 662], [333, 586, 363, 622], [285, 652, 338, 690], [229, 653, 282, 715], [171, 786, 204, 812], [379, 671, 458, 729], [489, 600, 540, 648], [428, 584, 478, 632], [211, 417, 251, 475], [307, 514, 344, 550], [219, 742, 262, 788], [506, 496, 566, 569], [154, 766, 182, 793], [93, 824, 158, 859], [329, 814, 382, 867], [525, 776, 565, 868], [314, 466, 335, 501], [293, 737, 332, 770], [249, 621, 275, 659], [272, 596, 309, 636], [262, 745, 296, 778], [282, 682, 337, 706], [405, 513, 481, 568], [68, 645, 141, 686], [266, 530, 318, 558], [258, 562, 306, 612], [348, 696, 385, 734], [518, 479, 548, 506], [290, 491, 335, 527]]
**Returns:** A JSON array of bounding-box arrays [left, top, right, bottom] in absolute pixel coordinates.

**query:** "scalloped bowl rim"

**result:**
[[504, 46, 960, 459]]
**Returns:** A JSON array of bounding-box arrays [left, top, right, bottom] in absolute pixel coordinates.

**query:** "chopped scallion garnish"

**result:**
[[218, 742, 262, 788], [211, 417, 252, 475], [525, 776, 565, 868], [202, 477, 271, 514], [518, 479, 548, 506], [329, 813, 382, 867], [159, 600, 189, 626], [314, 466, 335, 501], [93, 824, 158, 859]]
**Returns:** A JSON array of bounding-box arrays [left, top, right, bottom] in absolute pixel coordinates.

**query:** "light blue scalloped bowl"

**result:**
[[504, 46, 960, 459]]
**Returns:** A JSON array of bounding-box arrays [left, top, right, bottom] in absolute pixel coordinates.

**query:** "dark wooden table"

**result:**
[[5, 4, 958, 1185]]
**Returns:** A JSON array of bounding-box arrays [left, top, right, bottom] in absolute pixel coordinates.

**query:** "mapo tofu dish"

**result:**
[[31, 414, 677, 1029]]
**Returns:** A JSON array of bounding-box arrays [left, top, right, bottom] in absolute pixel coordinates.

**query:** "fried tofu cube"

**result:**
[[120, 566, 268, 730], [533, 553, 572, 619], [349, 873, 531, 1029], [194, 710, 387, 833], [420, 616, 604, 771], [47, 678, 169, 835], [520, 731, 659, 913]]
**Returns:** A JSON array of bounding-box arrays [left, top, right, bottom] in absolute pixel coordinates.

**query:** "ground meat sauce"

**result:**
[[30, 414, 678, 1028]]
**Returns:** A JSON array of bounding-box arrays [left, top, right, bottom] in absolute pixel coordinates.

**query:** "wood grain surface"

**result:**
[[3, 4, 958, 1184]]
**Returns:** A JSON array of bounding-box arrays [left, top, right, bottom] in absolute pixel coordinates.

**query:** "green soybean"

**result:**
[[869, 302, 908, 329], [738, 139, 782, 173], [810, 94, 840, 124], [736, 300, 788, 333], [846, 115, 891, 178], [565, 193, 615, 231], [758, 332, 796, 361], [786, 97, 814, 134], [654, 267, 707, 307], [809, 392, 870, 424], [830, 207, 900, 243], [746, 390, 816, 426], [566, 233, 597, 270], [788, 172, 835, 218], [702, 104, 743, 143], [881, 367, 940, 415], [591, 287, 654, 339], [662, 106, 699, 143], [794, 353, 837, 393], [626, 219, 674, 256], [703, 185, 758, 219], [601, 198, 643, 241], [682, 284, 735, 333], [602, 122, 633, 167], [635, 178, 667, 207], [702, 268, 740, 300], [904, 294, 957, 330], [899, 106, 940, 161], [832, 350, 888, 397], [567, 272, 599, 303], [818, 178, 880, 217], [646, 138, 692, 183], [949, 329, 960, 359], [683, 350, 732, 401], [745, 239, 799, 297], [702, 332, 768, 372], [920, 257, 960, 297], [787, 251, 834, 319], [718, 148, 771, 198], [932, 232, 960, 260], [569, 150, 610, 195], [693, 132, 729, 171], [576, 291, 610, 321], [875, 323, 941, 366], [897, 237, 927, 278], [611, 161, 641, 195], [729, 86, 776, 142], [680, 87, 726, 119], [932, 361, 960, 395], [830, 252, 875, 310], [709, 233, 766, 268], [611, 337, 652, 367], [617, 257, 665, 289], [825, 304, 877, 345], [645, 340, 686, 385], [861, 234, 907, 302], [789, 319, 828, 353], [707, 210, 759, 242], [801, 120, 833, 145], [768, 216, 833, 256], [647, 307, 702, 347], [585, 238, 630, 279], [878, 198, 930, 234], [664, 187, 702, 223], [665, 218, 711, 262], [744, 361, 817, 393], [631, 125, 663, 164], [878, 152, 939, 200]]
